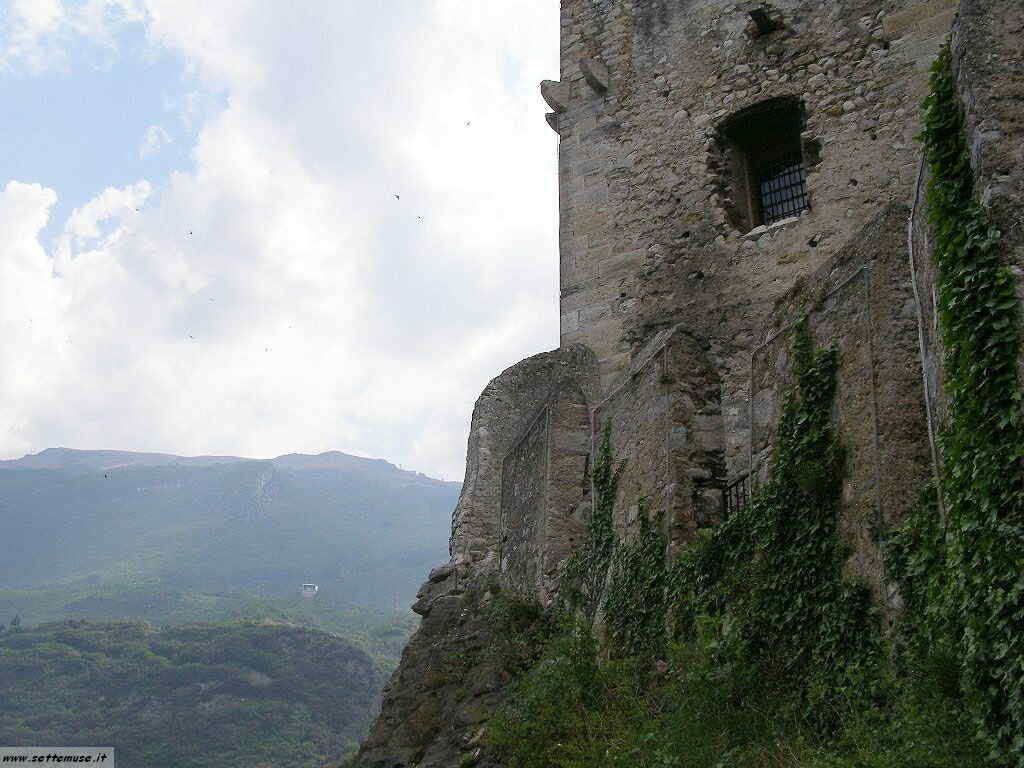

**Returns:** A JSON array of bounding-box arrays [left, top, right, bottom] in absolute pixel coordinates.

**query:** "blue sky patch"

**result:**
[[0, 22, 222, 247]]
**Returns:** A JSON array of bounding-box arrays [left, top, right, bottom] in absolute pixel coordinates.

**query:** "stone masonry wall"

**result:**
[[593, 326, 724, 553], [756, 204, 931, 609], [549, 0, 954, 474], [910, 0, 1024, 461], [499, 381, 591, 604], [449, 345, 598, 568], [951, 0, 1024, 303]]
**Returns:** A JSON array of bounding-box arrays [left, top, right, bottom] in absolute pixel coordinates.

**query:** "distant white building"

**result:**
[[300, 583, 319, 598]]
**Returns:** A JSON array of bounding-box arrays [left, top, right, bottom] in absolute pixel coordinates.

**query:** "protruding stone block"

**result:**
[[579, 57, 609, 94], [540, 79, 570, 113], [428, 561, 455, 583]]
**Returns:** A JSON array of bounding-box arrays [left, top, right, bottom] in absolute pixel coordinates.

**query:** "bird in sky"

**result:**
[[465, 120, 472, 127], [394, 194, 400, 200]]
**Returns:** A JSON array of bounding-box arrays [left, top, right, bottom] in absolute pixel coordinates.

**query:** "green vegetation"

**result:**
[[0, 582, 418, 673], [486, 616, 981, 768], [486, 322, 989, 767], [604, 502, 668, 658], [0, 619, 383, 768], [667, 321, 878, 711], [559, 422, 619, 620], [885, 44, 1024, 765], [0, 451, 458, 670]]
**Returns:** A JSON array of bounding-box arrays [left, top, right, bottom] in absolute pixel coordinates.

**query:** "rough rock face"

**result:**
[[353, 564, 505, 768]]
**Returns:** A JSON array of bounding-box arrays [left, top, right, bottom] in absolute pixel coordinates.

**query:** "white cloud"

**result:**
[[59, 180, 151, 249], [1, 0, 69, 72], [0, 2, 561, 481], [0, 182, 70, 455], [139, 124, 171, 157], [0, 0, 145, 73]]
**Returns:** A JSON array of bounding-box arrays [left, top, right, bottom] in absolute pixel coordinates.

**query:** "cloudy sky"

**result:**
[[0, 0, 561, 481]]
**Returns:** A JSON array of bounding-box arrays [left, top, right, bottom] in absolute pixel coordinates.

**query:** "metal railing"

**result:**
[[722, 472, 751, 520]]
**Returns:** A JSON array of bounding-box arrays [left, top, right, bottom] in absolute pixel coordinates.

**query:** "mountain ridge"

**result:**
[[0, 445, 460, 652], [0, 447, 455, 484]]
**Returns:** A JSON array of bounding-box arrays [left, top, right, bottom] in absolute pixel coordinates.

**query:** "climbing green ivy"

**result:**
[[886, 44, 1024, 764], [563, 322, 879, 702], [669, 320, 880, 707], [603, 501, 668, 657], [560, 422, 619, 619], [561, 427, 672, 660]]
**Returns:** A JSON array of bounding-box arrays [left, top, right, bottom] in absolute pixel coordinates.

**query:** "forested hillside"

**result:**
[[0, 620, 382, 767], [0, 448, 459, 666]]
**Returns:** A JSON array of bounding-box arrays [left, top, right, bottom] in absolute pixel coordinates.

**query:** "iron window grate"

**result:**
[[759, 155, 809, 224]]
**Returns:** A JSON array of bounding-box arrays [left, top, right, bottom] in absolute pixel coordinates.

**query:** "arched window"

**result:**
[[713, 97, 810, 232]]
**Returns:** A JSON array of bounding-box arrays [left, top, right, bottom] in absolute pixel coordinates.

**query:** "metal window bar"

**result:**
[[722, 471, 751, 521], [759, 155, 809, 224]]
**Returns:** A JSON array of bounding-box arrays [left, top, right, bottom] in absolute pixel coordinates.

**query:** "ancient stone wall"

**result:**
[[593, 326, 723, 552], [549, 0, 954, 473], [754, 204, 931, 608], [950, 0, 1024, 281], [909, 0, 1024, 466], [498, 381, 591, 604], [449, 345, 598, 568]]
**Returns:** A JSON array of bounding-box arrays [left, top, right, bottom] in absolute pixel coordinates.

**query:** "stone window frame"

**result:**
[[710, 96, 818, 234]]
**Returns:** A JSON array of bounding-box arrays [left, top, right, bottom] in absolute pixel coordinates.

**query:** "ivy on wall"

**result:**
[[560, 422, 619, 619], [667, 320, 880, 706], [563, 321, 879, 706], [886, 43, 1024, 764], [604, 502, 667, 657]]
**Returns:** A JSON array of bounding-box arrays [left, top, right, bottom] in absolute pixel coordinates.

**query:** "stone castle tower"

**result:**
[[353, 1, 1022, 765]]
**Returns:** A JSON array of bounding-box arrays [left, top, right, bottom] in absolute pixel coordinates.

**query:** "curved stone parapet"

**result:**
[[449, 344, 599, 570]]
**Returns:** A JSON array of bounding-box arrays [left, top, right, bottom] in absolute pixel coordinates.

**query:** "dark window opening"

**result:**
[[713, 97, 810, 233]]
